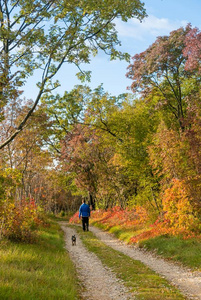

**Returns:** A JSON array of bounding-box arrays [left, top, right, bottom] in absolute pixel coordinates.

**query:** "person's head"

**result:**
[[82, 199, 86, 204]]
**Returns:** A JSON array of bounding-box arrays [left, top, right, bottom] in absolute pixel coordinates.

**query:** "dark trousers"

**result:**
[[82, 217, 89, 231]]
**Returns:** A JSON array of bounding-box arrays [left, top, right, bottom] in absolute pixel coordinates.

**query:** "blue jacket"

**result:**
[[79, 203, 90, 218]]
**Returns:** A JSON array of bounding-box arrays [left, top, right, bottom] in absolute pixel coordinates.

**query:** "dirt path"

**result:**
[[61, 223, 201, 300], [89, 226, 201, 300], [60, 224, 134, 300]]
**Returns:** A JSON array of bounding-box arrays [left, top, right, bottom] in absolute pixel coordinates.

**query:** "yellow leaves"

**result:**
[[3, 168, 22, 184], [109, 153, 123, 167], [1, 198, 41, 242], [162, 178, 200, 234]]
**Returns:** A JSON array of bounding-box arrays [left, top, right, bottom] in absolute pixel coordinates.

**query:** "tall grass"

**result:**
[[0, 221, 81, 300]]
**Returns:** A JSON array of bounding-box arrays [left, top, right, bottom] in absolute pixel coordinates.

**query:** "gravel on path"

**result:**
[[90, 226, 201, 300], [60, 224, 135, 300]]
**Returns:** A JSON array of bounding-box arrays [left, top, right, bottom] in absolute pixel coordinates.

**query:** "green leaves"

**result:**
[[0, 0, 146, 149], [76, 70, 91, 82]]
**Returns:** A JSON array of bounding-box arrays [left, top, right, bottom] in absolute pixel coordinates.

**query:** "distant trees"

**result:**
[[1, 12, 201, 240], [58, 86, 159, 211], [61, 25, 201, 235]]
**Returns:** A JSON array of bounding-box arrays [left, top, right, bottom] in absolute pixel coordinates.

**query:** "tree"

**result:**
[[184, 24, 201, 73], [58, 86, 161, 211], [61, 124, 97, 208], [0, 100, 52, 201], [126, 25, 199, 130], [40, 84, 128, 157], [40, 85, 91, 154], [0, 0, 146, 149], [61, 122, 125, 209]]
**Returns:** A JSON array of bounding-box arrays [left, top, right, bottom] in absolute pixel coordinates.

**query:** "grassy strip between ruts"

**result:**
[[91, 221, 201, 271], [0, 220, 81, 300], [72, 225, 187, 300]]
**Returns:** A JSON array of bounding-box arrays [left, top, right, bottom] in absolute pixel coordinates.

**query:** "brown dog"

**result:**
[[72, 235, 76, 246]]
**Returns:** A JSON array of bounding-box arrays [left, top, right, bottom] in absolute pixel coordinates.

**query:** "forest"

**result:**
[[0, 0, 201, 244]]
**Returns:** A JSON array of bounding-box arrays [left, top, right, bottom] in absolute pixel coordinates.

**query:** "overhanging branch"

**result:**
[[0, 82, 46, 149]]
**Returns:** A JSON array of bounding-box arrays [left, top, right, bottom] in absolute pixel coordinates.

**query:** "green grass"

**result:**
[[91, 222, 142, 244], [108, 225, 150, 244], [72, 225, 187, 300], [0, 221, 81, 300], [91, 220, 201, 271], [140, 235, 201, 270]]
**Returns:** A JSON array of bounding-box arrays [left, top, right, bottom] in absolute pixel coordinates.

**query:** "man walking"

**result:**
[[79, 199, 90, 231]]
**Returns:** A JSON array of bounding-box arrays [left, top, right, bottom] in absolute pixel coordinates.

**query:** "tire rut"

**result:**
[[60, 224, 134, 300], [89, 226, 201, 300]]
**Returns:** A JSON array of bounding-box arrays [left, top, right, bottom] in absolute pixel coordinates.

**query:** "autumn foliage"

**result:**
[[70, 200, 200, 244], [68, 25, 201, 242], [2, 23, 201, 244], [70, 206, 148, 229], [0, 198, 42, 242], [162, 179, 199, 231]]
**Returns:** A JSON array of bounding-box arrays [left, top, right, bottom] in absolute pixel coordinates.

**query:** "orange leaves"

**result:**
[[70, 206, 148, 230], [1, 198, 42, 242], [130, 228, 159, 243], [70, 199, 201, 244], [162, 179, 200, 234], [69, 211, 79, 224], [131, 179, 201, 243]]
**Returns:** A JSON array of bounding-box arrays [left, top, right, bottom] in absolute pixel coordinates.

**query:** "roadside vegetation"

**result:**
[[141, 236, 201, 270], [0, 220, 81, 300], [70, 208, 201, 271], [72, 225, 187, 300]]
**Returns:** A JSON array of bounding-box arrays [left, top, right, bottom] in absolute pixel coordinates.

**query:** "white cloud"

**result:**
[[115, 15, 188, 40]]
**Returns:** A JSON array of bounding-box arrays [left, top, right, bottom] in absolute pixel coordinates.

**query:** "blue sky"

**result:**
[[24, 0, 201, 99]]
